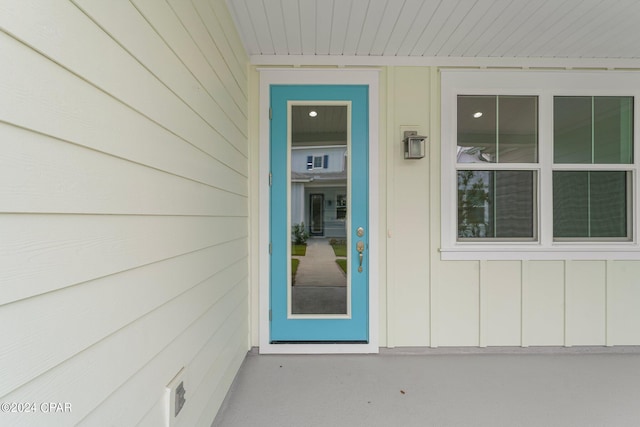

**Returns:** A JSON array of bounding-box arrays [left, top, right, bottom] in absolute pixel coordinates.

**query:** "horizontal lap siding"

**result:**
[[0, 0, 248, 426]]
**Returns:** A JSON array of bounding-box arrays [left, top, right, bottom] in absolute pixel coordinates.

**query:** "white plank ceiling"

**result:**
[[226, 0, 640, 66]]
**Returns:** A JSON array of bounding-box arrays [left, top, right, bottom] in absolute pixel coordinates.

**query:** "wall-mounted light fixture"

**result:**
[[403, 131, 427, 159]]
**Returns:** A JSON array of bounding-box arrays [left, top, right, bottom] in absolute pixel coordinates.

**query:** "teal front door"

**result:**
[[270, 85, 369, 342]]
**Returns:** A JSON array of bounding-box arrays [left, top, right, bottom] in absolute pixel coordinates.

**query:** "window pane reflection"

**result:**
[[554, 96, 633, 164], [553, 171, 629, 238], [458, 95, 538, 163], [290, 105, 348, 315], [458, 170, 536, 239]]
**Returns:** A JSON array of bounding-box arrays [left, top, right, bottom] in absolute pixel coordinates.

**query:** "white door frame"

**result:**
[[258, 68, 380, 354]]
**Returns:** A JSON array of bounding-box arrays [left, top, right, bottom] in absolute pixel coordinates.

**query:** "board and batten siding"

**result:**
[[0, 0, 249, 426], [388, 67, 640, 348], [249, 66, 640, 349]]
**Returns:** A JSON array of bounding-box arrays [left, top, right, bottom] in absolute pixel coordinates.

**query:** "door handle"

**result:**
[[356, 241, 365, 273]]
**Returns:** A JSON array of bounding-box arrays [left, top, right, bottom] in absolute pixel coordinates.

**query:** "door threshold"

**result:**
[[260, 342, 378, 354], [271, 340, 368, 344]]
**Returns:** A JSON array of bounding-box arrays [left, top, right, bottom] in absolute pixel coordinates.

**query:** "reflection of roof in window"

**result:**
[[457, 146, 494, 163], [291, 170, 347, 183]]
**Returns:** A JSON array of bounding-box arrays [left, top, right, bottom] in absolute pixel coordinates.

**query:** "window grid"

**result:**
[[441, 71, 640, 260], [552, 95, 634, 241], [454, 94, 635, 243], [456, 95, 539, 241]]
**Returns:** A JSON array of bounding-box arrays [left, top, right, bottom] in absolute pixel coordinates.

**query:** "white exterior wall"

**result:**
[[291, 183, 305, 225], [250, 66, 640, 349], [0, 1, 249, 426]]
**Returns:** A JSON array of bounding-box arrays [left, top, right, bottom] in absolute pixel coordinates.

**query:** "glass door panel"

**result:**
[[290, 104, 348, 315]]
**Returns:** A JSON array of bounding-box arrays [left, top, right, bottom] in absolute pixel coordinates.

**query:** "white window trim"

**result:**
[[312, 155, 324, 169], [441, 70, 640, 260]]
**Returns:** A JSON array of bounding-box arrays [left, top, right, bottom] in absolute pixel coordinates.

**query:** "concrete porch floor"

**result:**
[[213, 347, 640, 427]]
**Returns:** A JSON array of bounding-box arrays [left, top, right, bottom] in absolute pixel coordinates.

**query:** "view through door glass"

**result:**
[[290, 104, 348, 315]]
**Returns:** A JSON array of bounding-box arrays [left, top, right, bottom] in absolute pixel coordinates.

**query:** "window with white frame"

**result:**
[[552, 96, 633, 240], [441, 70, 639, 260], [457, 95, 538, 240], [306, 155, 329, 170]]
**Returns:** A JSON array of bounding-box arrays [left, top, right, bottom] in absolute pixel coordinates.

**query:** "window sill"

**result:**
[[440, 244, 640, 261]]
